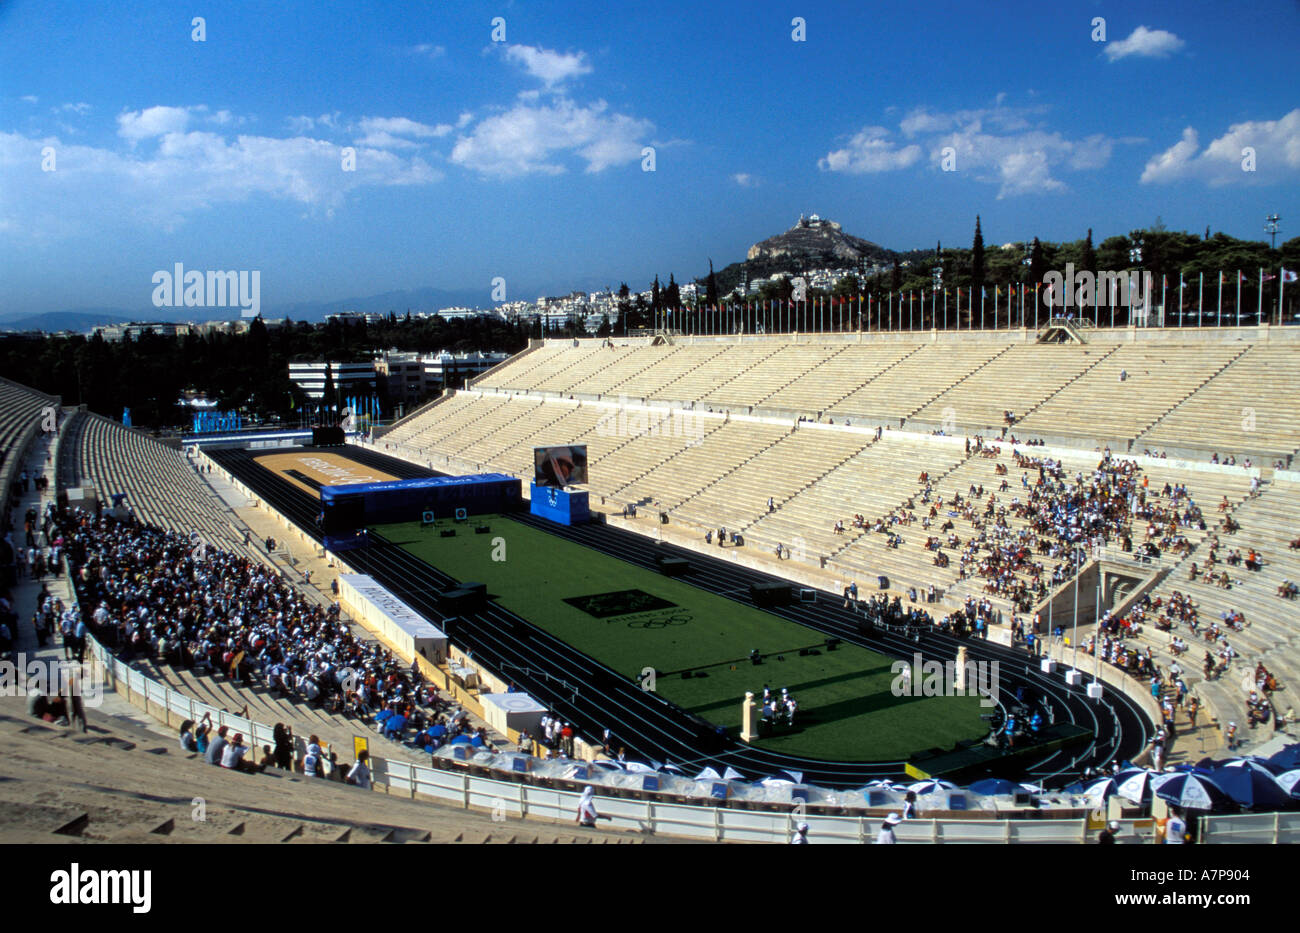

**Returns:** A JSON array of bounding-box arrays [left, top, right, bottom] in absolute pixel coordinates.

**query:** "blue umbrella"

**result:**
[[448, 735, 473, 745], [908, 779, 958, 796], [1211, 765, 1293, 811], [1268, 745, 1300, 770], [1221, 757, 1285, 776], [969, 778, 1019, 796], [1080, 776, 1119, 801], [1115, 769, 1158, 804], [1154, 772, 1234, 811], [1274, 770, 1300, 798]]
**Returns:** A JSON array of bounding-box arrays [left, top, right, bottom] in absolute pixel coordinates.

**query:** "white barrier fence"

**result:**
[[82, 610, 1296, 844]]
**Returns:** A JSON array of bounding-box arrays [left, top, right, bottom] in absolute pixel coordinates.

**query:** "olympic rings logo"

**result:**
[[626, 611, 692, 630]]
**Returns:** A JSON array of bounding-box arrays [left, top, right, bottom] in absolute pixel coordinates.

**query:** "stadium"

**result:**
[[4, 322, 1300, 846], [4, 3, 1299, 874]]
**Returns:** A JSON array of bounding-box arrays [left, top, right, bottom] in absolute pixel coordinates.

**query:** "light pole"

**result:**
[[932, 264, 942, 330], [1128, 237, 1144, 328], [1266, 214, 1280, 250]]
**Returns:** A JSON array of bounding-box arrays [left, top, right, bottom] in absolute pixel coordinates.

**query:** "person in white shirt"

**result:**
[[346, 750, 371, 789], [790, 822, 809, 844], [876, 813, 901, 844], [576, 786, 600, 827], [221, 733, 248, 769], [1165, 810, 1187, 844]]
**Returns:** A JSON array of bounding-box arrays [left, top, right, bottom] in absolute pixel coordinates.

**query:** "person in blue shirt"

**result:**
[[73, 616, 88, 662], [1029, 712, 1043, 734], [1003, 715, 1017, 748], [382, 711, 406, 739]]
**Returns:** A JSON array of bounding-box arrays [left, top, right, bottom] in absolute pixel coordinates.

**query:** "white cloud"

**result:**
[[824, 101, 1122, 197], [117, 105, 193, 139], [1104, 26, 1185, 61], [900, 109, 951, 138], [450, 97, 651, 176], [1141, 110, 1300, 185], [1, 117, 442, 239], [287, 112, 341, 134], [58, 102, 91, 115], [504, 44, 592, 87], [819, 126, 922, 174], [20, 95, 38, 104], [731, 173, 759, 187], [410, 44, 446, 58], [355, 116, 453, 149]]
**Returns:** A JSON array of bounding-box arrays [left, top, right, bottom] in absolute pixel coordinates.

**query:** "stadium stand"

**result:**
[[0, 376, 59, 521], [1136, 343, 1300, 462], [376, 331, 1300, 758], [0, 706, 644, 844], [62, 410, 252, 557]]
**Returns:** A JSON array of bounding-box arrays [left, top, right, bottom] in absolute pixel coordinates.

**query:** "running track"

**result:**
[[210, 444, 1154, 789]]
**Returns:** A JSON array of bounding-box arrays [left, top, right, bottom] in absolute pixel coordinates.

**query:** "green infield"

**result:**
[[378, 515, 987, 762]]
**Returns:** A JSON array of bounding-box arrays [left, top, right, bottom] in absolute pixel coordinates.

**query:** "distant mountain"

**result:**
[[0, 287, 500, 334], [269, 286, 491, 321], [0, 309, 136, 333], [707, 214, 907, 294]]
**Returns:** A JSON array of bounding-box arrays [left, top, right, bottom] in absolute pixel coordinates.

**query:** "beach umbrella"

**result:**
[[694, 767, 722, 781], [908, 779, 958, 796], [1114, 768, 1159, 804], [1273, 770, 1300, 797], [1211, 765, 1293, 810], [1154, 772, 1234, 811], [591, 760, 624, 771], [1267, 745, 1300, 770], [623, 761, 656, 774], [660, 762, 684, 774], [762, 770, 803, 785], [1220, 757, 1284, 776], [969, 778, 1019, 796], [1018, 782, 1045, 794], [722, 767, 745, 782], [448, 735, 473, 745], [1080, 776, 1119, 802]]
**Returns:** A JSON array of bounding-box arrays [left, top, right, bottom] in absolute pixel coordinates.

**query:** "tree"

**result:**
[[705, 259, 719, 309], [664, 273, 681, 310], [970, 216, 986, 299], [651, 275, 661, 313], [597, 314, 612, 338], [1081, 228, 1098, 276], [1028, 237, 1047, 324]]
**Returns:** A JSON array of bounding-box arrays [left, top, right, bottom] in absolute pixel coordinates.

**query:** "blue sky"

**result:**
[[2, 0, 1297, 317]]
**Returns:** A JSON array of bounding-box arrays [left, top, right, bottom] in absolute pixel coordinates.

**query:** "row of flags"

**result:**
[[345, 395, 381, 421], [661, 268, 1297, 311], [191, 410, 244, 434], [652, 267, 1297, 334]]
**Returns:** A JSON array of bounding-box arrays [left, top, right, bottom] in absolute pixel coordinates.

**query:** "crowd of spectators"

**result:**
[[831, 447, 1210, 617], [50, 505, 492, 757]]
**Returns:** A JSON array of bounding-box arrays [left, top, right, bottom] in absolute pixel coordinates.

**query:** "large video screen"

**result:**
[[534, 445, 588, 487]]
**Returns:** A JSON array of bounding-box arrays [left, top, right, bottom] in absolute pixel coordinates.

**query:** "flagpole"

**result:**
[[980, 287, 985, 331], [1236, 271, 1241, 326], [1217, 272, 1222, 327], [1198, 272, 1204, 326], [1258, 268, 1263, 320], [1282, 266, 1287, 326]]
